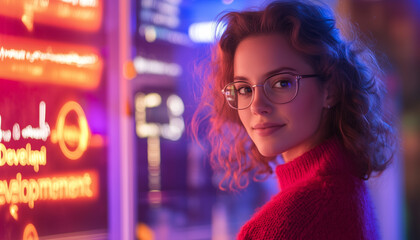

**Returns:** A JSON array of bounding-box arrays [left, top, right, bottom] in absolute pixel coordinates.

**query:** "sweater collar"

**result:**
[[275, 137, 354, 190]]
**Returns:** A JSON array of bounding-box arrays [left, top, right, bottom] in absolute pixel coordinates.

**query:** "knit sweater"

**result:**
[[237, 138, 379, 240]]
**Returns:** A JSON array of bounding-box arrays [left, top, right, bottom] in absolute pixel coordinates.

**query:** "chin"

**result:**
[[256, 146, 282, 158]]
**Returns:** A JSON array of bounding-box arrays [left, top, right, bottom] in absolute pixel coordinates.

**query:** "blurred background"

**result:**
[[0, 0, 418, 239]]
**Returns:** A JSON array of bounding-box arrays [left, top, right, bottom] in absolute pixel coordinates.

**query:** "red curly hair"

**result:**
[[191, 0, 396, 190]]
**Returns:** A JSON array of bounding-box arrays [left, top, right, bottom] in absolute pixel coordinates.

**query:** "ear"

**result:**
[[323, 80, 337, 109]]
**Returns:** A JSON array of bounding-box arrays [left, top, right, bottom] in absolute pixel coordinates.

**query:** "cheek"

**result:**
[[238, 111, 250, 129], [238, 110, 256, 139], [292, 101, 320, 119], [287, 90, 324, 128]]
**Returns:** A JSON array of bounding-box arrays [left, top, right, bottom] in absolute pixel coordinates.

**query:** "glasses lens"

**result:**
[[224, 82, 253, 109], [223, 73, 298, 109], [264, 73, 297, 104]]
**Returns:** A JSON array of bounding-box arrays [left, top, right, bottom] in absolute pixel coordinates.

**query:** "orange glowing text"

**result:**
[[0, 0, 103, 32], [0, 171, 98, 209], [0, 143, 46, 172], [0, 35, 103, 89]]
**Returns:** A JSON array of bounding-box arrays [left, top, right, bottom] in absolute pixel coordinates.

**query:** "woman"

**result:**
[[192, 1, 396, 239]]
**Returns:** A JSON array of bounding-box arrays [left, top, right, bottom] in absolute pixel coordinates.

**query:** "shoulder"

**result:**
[[238, 175, 379, 240], [300, 175, 378, 239]]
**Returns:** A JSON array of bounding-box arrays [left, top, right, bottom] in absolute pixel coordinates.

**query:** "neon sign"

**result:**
[[0, 0, 103, 32], [0, 35, 103, 90], [0, 0, 107, 237]]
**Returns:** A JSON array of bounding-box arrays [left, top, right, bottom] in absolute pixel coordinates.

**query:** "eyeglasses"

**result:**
[[221, 72, 319, 110]]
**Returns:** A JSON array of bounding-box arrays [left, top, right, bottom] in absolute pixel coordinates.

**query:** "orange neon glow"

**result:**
[[89, 134, 105, 148], [23, 223, 39, 240], [0, 0, 103, 32], [0, 143, 47, 172], [51, 101, 90, 160], [0, 171, 99, 209], [123, 61, 136, 80], [0, 35, 103, 89], [136, 223, 155, 240], [9, 204, 18, 221]]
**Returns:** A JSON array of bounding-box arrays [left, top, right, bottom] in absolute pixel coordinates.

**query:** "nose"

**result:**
[[250, 85, 272, 115]]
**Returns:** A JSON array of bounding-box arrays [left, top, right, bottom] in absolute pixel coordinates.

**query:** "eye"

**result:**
[[231, 82, 252, 95], [273, 80, 292, 89], [267, 73, 295, 89], [237, 85, 252, 95]]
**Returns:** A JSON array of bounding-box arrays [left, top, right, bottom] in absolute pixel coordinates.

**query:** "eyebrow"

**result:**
[[233, 66, 298, 82]]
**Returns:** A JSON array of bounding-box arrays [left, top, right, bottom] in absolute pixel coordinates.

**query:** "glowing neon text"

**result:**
[[0, 47, 98, 67], [0, 143, 46, 172], [0, 0, 103, 32], [0, 117, 11, 142], [0, 35, 103, 89], [60, 0, 98, 7], [22, 102, 51, 141], [0, 102, 51, 143], [0, 172, 97, 209]]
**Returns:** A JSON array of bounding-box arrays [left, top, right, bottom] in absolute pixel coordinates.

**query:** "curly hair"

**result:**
[[191, 0, 396, 190]]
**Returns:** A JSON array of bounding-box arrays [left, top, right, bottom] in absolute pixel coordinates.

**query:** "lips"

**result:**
[[252, 123, 285, 136]]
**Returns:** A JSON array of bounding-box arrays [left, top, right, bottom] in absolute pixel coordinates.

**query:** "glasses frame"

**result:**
[[221, 72, 319, 110]]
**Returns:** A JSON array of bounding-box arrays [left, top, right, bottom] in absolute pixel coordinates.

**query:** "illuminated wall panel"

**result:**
[[0, 1, 108, 239]]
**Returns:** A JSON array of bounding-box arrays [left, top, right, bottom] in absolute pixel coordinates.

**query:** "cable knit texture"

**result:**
[[237, 138, 379, 240]]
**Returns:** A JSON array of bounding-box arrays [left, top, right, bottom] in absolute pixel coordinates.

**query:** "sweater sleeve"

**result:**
[[238, 176, 379, 240]]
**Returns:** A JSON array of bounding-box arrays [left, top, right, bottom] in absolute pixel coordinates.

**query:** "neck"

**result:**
[[281, 134, 328, 163], [276, 137, 356, 190], [282, 110, 331, 163]]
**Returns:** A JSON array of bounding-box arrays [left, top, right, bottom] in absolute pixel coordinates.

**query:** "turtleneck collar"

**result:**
[[275, 137, 357, 190]]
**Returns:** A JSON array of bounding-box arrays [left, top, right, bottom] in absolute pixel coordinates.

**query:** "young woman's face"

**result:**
[[234, 34, 329, 162]]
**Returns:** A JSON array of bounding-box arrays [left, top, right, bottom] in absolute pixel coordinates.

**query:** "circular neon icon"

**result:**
[[23, 223, 39, 240], [55, 101, 89, 160]]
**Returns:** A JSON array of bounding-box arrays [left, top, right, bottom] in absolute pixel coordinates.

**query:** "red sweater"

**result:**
[[237, 138, 379, 240]]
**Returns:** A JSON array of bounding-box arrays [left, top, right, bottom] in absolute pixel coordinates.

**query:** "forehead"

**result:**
[[233, 34, 313, 77]]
